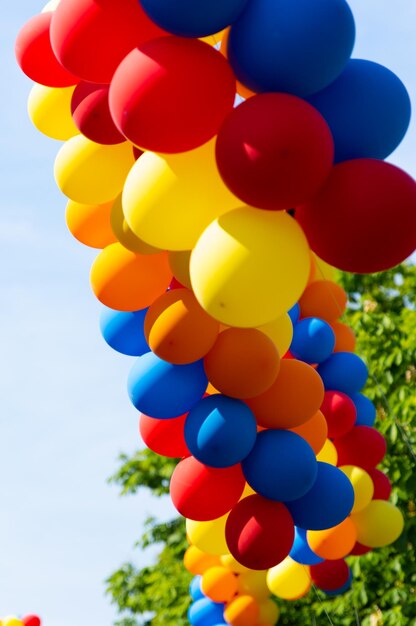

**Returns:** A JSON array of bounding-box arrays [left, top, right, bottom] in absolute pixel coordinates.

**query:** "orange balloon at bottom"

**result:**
[[224, 595, 260, 626], [201, 566, 238, 603], [307, 517, 357, 560]]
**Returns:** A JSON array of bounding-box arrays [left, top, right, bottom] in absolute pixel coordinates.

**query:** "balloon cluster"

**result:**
[[0, 616, 41, 626], [16, 0, 412, 622]]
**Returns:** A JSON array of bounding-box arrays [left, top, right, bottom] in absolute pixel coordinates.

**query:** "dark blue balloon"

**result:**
[[228, 0, 355, 96], [307, 59, 411, 162], [290, 527, 324, 565], [190, 576, 205, 601], [288, 303, 300, 325], [185, 395, 257, 468], [321, 569, 352, 595], [317, 352, 368, 395], [139, 0, 249, 37], [127, 352, 208, 418], [242, 430, 317, 502], [100, 306, 149, 356], [286, 462, 354, 530], [188, 598, 225, 626], [291, 317, 335, 364], [350, 392, 376, 427]]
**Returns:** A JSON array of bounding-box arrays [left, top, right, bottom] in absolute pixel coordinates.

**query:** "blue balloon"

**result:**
[[228, 0, 355, 96], [185, 395, 257, 468], [290, 317, 335, 364], [350, 392, 376, 427], [322, 570, 353, 595], [100, 306, 149, 356], [307, 59, 411, 162], [288, 303, 300, 325], [242, 430, 317, 502], [286, 462, 354, 530], [317, 352, 368, 395], [139, 0, 250, 37], [190, 576, 205, 601], [128, 352, 208, 418], [290, 527, 324, 565], [188, 598, 225, 626]]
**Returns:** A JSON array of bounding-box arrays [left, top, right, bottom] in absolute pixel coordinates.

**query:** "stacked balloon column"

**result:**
[[16, 0, 415, 624], [0, 616, 41, 626]]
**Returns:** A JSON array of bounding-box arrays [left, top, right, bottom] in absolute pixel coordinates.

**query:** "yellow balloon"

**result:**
[[168, 250, 192, 288], [267, 558, 311, 601], [110, 195, 160, 254], [200, 29, 227, 45], [316, 439, 338, 466], [258, 313, 293, 356], [122, 139, 241, 251], [241, 483, 256, 499], [258, 599, 280, 624], [186, 514, 229, 555], [28, 84, 78, 141], [191, 208, 311, 327], [308, 252, 336, 284], [339, 465, 374, 513], [3, 619, 23, 626], [220, 553, 251, 574], [238, 570, 270, 601], [351, 500, 404, 548], [54, 135, 135, 205]]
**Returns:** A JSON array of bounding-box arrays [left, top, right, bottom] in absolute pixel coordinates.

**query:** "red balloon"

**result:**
[[296, 159, 416, 273], [109, 37, 236, 153], [50, 0, 166, 83], [71, 82, 126, 145], [139, 413, 190, 458], [321, 390, 356, 439], [216, 93, 334, 210], [367, 468, 392, 500], [310, 559, 349, 591], [334, 426, 387, 471], [349, 541, 372, 556], [170, 456, 245, 521], [15, 13, 78, 87], [225, 494, 294, 570], [23, 617, 41, 626]]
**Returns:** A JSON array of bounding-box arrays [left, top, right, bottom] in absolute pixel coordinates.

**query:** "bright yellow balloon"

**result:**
[[308, 252, 336, 284], [258, 313, 293, 356], [241, 483, 256, 499], [3, 619, 23, 626], [351, 500, 404, 548], [258, 599, 280, 624], [267, 558, 311, 600], [340, 465, 374, 513], [168, 250, 192, 288], [110, 195, 160, 254], [220, 553, 251, 574], [28, 84, 78, 141], [186, 515, 229, 555], [122, 139, 241, 251], [191, 208, 311, 327], [55, 135, 135, 205], [238, 570, 270, 601], [316, 439, 338, 466]]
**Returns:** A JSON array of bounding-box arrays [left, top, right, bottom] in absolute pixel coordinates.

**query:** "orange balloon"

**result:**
[[144, 288, 220, 364], [204, 328, 280, 399], [184, 546, 221, 575], [65, 199, 117, 249], [332, 321, 356, 353], [307, 517, 357, 560], [201, 566, 238, 603], [299, 281, 347, 322], [224, 595, 260, 626], [246, 360, 324, 429], [110, 195, 160, 254], [90, 243, 172, 311], [290, 410, 328, 454]]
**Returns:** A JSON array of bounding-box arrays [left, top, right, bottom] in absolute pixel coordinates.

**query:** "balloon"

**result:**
[[242, 430, 317, 502], [22, 618, 41, 626], [188, 598, 225, 626], [320, 391, 356, 438], [290, 410, 328, 455], [50, 0, 166, 83], [90, 244, 171, 311], [339, 465, 374, 513], [122, 140, 241, 251], [308, 253, 336, 284], [290, 317, 335, 364], [310, 559, 349, 591], [367, 468, 392, 501], [28, 84, 78, 141], [184, 395, 257, 467], [307, 59, 411, 162], [190, 576, 205, 601], [286, 462, 354, 530], [331, 321, 356, 353], [334, 426, 387, 471], [299, 281, 347, 322], [3, 620, 23, 626], [317, 352, 368, 395], [246, 360, 324, 429], [184, 545, 222, 574], [215, 93, 333, 210], [71, 82, 125, 145], [258, 599, 280, 625], [169, 251, 192, 289], [225, 495, 294, 570], [204, 328, 280, 399], [110, 195, 160, 254], [351, 500, 404, 548], [224, 595, 260, 626], [100, 306, 149, 356], [190, 207, 311, 328], [170, 456, 245, 521], [144, 289, 220, 365], [288, 304, 300, 326], [316, 439, 338, 466], [139, 413, 189, 458], [227, 0, 355, 96], [289, 527, 324, 566], [257, 313, 293, 357], [296, 159, 416, 273], [307, 517, 357, 559], [349, 542, 372, 556], [321, 570, 352, 595], [109, 37, 235, 153], [65, 199, 117, 249], [16, 13, 78, 87], [128, 352, 208, 418], [54, 135, 135, 205], [187, 515, 229, 556], [237, 571, 269, 601], [350, 392, 376, 427], [220, 553, 251, 574], [201, 566, 238, 603], [267, 557, 311, 600]]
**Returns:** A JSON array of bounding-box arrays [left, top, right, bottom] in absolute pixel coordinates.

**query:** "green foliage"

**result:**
[[106, 265, 416, 626]]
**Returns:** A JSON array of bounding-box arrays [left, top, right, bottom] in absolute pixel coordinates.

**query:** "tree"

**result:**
[[106, 264, 416, 626]]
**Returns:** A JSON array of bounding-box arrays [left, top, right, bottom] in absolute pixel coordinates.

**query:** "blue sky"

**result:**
[[1, 1, 416, 625]]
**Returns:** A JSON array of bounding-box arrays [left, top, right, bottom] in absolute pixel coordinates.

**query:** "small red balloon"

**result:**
[[367, 467, 392, 500], [23, 617, 41, 626], [310, 559, 349, 591], [71, 82, 126, 145], [321, 390, 356, 439], [334, 426, 387, 471], [170, 456, 245, 521], [349, 541, 372, 556], [296, 159, 416, 274], [225, 494, 294, 570], [139, 413, 190, 458]]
